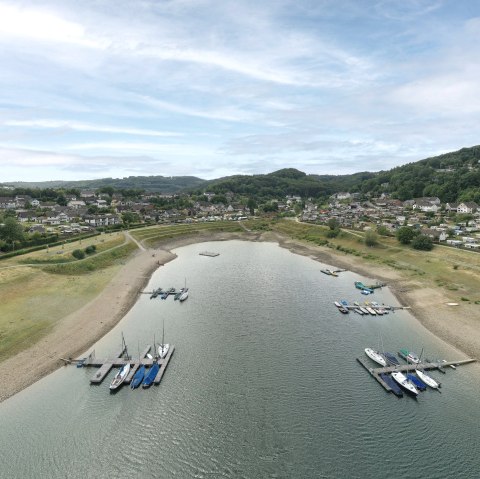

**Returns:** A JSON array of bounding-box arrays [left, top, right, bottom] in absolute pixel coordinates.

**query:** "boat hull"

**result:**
[[365, 348, 387, 367], [391, 371, 419, 396]]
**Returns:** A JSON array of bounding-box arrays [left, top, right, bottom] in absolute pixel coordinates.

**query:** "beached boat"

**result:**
[[361, 290, 371, 295], [391, 371, 419, 396], [416, 369, 441, 389], [365, 348, 387, 366], [109, 363, 130, 390], [354, 281, 374, 293], [130, 365, 146, 389], [142, 363, 160, 388], [399, 348, 420, 364]]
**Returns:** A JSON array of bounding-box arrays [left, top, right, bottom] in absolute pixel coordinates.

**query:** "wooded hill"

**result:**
[[3, 145, 479, 203]]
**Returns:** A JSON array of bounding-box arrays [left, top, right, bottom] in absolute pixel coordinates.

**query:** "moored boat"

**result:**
[[334, 301, 342, 308], [174, 288, 184, 300], [142, 363, 160, 388], [416, 369, 441, 389], [391, 371, 419, 396], [399, 348, 420, 364], [109, 363, 130, 390], [130, 365, 146, 389], [179, 288, 189, 302], [382, 351, 400, 366], [407, 373, 427, 391], [338, 307, 349, 314], [365, 348, 387, 367]]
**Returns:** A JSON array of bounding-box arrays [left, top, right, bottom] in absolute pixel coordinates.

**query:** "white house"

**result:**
[[457, 202, 478, 214]]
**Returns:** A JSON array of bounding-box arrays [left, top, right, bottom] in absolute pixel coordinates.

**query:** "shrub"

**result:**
[[72, 249, 85, 260], [365, 230, 379, 247], [411, 235, 434, 251], [85, 245, 97, 254]]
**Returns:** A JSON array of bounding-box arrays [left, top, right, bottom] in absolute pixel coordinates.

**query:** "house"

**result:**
[[0, 196, 16, 209], [67, 200, 86, 209], [17, 211, 38, 223], [413, 200, 439, 213], [445, 202, 458, 212], [422, 228, 447, 241], [457, 202, 478, 214]]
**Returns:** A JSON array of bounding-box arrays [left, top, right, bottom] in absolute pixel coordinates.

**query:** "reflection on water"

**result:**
[[0, 241, 479, 478]]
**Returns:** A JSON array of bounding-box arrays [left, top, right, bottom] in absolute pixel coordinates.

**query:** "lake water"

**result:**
[[0, 240, 479, 478]]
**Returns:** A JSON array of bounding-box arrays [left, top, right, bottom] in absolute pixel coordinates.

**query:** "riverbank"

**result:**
[[0, 229, 478, 403]]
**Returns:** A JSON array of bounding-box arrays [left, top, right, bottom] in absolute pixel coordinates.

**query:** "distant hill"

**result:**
[[2, 145, 479, 202], [3, 175, 207, 194]]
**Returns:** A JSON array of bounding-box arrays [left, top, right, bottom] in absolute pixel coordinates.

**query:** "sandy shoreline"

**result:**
[[0, 230, 478, 403]]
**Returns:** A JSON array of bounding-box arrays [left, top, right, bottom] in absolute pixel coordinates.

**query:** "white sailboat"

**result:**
[[415, 369, 441, 389], [109, 363, 130, 390], [391, 371, 419, 396], [158, 320, 169, 359], [179, 279, 189, 302], [364, 348, 387, 367]]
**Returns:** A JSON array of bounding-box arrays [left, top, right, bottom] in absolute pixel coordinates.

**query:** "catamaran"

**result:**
[[364, 348, 387, 367], [391, 371, 419, 396]]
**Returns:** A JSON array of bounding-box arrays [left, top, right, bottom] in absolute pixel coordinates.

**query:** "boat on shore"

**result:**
[[391, 371, 419, 396], [142, 363, 160, 388], [109, 363, 130, 391], [365, 348, 387, 367]]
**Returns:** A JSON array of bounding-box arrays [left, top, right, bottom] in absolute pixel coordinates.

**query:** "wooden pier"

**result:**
[[357, 356, 476, 396], [79, 344, 174, 387]]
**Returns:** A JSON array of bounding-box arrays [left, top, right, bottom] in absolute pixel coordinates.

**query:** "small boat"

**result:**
[[361, 290, 371, 295], [399, 348, 420, 364], [158, 320, 169, 359], [340, 299, 348, 307], [354, 308, 364, 315], [160, 290, 170, 300], [359, 307, 370, 315], [174, 288, 184, 300], [382, 352, 400, 366], [338, 307, 349, 314], [321, 269, 333, 275], [179, 288, 189, 302], [365, 348, 387, 366], [109, 363, 130, 390], [391, 371, 419, 396], [380, 373, 403, 397], [407, 373, 427, 391], [142, 363, 160, 388], [416, 369, 441, 389], [334, 301, 342, 308], [330, 271, 339, 277], [365, 307, 376, 315], [130, 365, 146, 389]]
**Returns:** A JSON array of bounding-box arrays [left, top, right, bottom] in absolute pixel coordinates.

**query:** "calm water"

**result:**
[[0, 240, 479, 479]]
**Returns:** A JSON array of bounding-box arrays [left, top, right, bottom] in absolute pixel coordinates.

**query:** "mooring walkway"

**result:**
[[357, 356, 476, 395], [79, 344, 174, 386]]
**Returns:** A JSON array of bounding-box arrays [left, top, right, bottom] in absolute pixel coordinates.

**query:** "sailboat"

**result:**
[[391, 371, 419, 396], [364, 348, 387, 367], [130, 342, 146, 389], [415, 349, 441, 390], [179, 278, 189, 302], [158, 320, 169, 359], [109, 333, 130, 390]]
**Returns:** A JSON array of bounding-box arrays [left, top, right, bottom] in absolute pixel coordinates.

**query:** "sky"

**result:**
[[0, 0, 479, 182]]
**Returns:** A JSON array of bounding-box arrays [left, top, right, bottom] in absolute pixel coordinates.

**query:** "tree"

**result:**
[[376, 225, 390, 236], [412, 235, 434, 251], [0, 217, 25, 246], [396, 226, 418, 245], [247, 198, 257, 215], [327, 218, 339, 230], [365, 230, 379, 247], [72, 249, 85, 260]]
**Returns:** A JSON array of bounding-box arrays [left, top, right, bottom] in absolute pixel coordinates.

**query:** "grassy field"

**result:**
[[0, 232, 136, 361], [130, 221, 244, 247], [270, 219, 480, 303]]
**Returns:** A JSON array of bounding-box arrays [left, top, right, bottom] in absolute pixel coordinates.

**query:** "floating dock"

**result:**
[[199, 251, 219, 257], [78, 344, 175, 387], [357, 356, 476, 397]]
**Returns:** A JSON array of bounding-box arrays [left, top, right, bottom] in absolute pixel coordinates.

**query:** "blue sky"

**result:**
[[0, 0, 479, 182]]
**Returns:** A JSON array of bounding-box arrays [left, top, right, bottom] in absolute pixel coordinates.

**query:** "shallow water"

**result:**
[[0, 241, 479, 478]]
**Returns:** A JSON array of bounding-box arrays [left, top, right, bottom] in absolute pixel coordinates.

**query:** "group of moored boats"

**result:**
[[321, 268, 346, 277], [334, 300, 390, 316], [364, 347, 443, 397], [109, 327, 171, 391], [150, 286, 189, 302]]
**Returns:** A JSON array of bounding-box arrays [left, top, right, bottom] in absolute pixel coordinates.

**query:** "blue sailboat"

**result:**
[[142, 362, 160, 388], [130, 365, 146, 389]]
